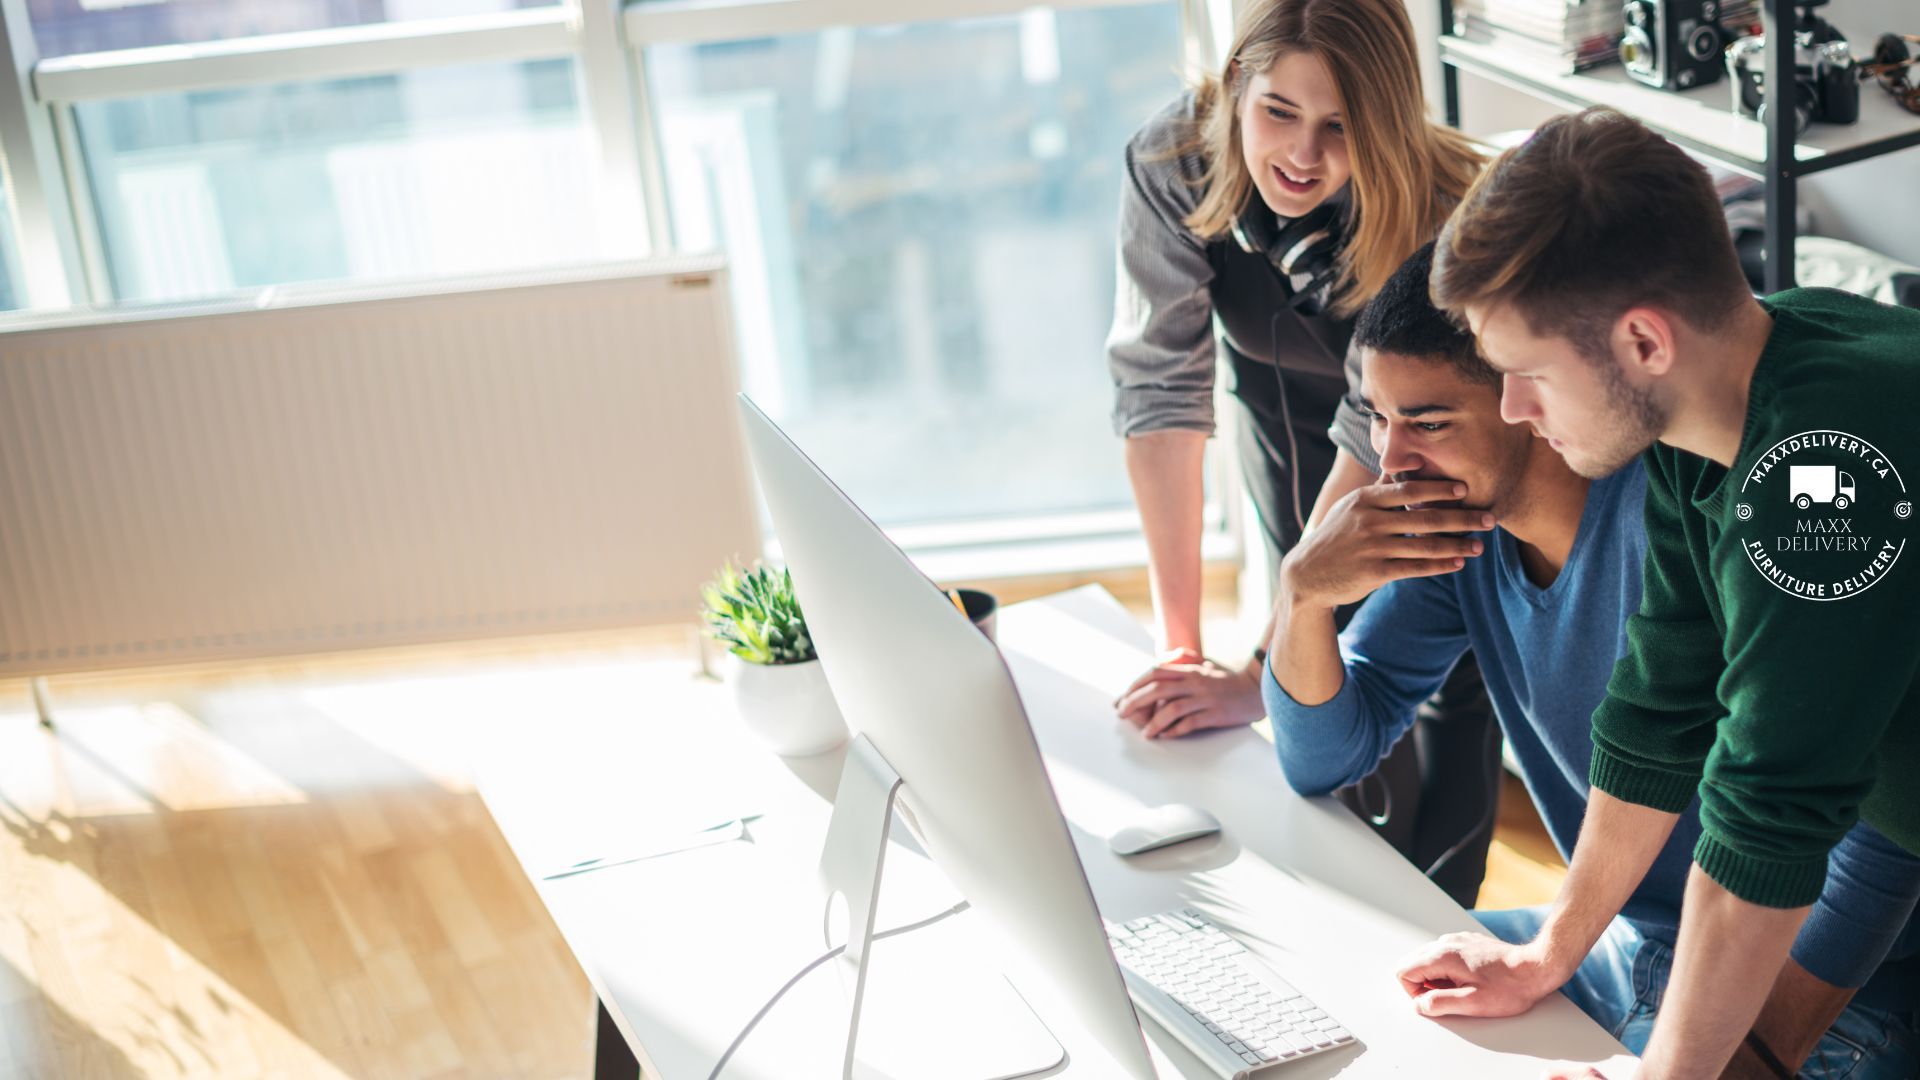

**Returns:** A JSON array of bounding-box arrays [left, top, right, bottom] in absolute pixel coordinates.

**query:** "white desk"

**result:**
[[473, 586, 1637, 1078]]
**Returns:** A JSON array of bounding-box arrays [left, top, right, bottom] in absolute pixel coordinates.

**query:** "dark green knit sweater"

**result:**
[[1590, 288, 1920, 908]]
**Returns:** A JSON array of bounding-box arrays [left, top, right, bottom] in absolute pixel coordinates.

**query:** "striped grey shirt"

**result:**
[[1106, 93, 1377, 474]]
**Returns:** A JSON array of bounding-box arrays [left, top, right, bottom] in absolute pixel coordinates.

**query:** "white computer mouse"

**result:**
[[1107, 803, 1222, 856]]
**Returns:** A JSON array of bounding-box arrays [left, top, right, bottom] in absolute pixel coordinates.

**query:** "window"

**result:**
[[72, 57, 606, 300], [9, 0, 1225, 563], [0, 191, 20, 311], [29, 0, 559, 60], [646, 2, 1184, 528]]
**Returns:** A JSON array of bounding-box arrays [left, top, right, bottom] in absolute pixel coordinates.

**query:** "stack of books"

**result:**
[[1452, 0, 1625, 72], [1451, 0, 1759, 76], [1718, 0, 1764, 48]]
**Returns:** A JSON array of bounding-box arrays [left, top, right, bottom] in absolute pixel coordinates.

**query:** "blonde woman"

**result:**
[[1108, 0, 1493, 901]]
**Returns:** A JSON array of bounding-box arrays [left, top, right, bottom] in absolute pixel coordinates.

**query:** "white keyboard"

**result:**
[[1106, 910, 1354, 1078]]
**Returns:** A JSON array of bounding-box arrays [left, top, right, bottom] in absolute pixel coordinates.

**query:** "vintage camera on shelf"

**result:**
[[1725, 0, 1860, 136], [1622, 0, 1728, 90]]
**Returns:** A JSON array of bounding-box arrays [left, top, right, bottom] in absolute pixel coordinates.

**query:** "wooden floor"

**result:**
[[0, 629, 675, 1080], [1480, 772, 1573, 913], [0, 607, 1565, 1080]]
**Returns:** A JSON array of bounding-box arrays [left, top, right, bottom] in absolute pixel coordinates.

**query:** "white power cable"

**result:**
[[704, 900, 973, 1080]]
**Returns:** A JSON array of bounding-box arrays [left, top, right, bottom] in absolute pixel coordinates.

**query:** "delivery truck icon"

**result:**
[[1790, 465, 1855, 510]]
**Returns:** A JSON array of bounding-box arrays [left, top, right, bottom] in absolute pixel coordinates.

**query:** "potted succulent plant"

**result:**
[[700, 561, 847, 756]]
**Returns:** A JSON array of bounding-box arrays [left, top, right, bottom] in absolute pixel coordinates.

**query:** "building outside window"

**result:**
[[647, 2, 1184, 527], [73, 58, 602, 300]]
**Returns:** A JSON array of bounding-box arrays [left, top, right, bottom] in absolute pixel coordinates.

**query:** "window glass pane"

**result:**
[[30, 0, 558, 60], [649, 3, 1184, 528], [75, 58, 605, 301], [0, 193, 20, 311]]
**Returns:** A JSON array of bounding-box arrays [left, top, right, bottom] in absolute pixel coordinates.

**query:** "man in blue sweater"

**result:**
[[1261, 243, 1920, 1075]]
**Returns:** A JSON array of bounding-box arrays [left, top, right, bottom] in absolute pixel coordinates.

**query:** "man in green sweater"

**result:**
[[1392, 107, 1920, 1079]]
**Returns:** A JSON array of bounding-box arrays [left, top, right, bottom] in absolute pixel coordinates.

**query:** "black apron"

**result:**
[[1205, 233, 1498, 909], [1205, 234, 1352, 567]]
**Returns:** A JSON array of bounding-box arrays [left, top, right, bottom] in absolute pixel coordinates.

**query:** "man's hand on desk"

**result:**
[[1114, 653, 1264, 739], [1392, 931, 1567, 1020]]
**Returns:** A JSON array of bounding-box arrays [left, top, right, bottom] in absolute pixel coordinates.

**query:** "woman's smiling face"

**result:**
[[1238, 50, 1353, 219]]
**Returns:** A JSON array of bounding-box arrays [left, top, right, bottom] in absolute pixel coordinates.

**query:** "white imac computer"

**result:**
[[736, 394, 1351, 1080]]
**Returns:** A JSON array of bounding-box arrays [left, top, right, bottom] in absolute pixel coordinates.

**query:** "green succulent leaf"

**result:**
[[697, 559, 817, 665]]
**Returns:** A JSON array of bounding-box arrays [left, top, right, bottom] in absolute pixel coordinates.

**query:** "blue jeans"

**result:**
[[1474, 907, 1919, 1079]]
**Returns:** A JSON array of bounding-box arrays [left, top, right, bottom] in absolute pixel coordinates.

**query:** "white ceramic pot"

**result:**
[[729, 655, 848, 757]]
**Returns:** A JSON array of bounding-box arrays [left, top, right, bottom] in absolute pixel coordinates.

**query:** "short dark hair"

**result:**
[[1353, 241, 1497, 386], [1431, 107, 1749, 362]]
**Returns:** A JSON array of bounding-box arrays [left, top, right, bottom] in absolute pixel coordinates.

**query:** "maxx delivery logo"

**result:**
[[1734, 430, 1912, 601]]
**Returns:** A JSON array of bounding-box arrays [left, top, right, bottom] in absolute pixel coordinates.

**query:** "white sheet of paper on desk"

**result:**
[[540, 817, 755, 879], [537, 809, 764, 874]]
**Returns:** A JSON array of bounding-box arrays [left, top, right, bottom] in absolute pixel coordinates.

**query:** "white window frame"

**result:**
[[0, 0, 86, 307], [1, 0, 1249, 579], [623, 0, 1171, 46], [30, 8, 576, 102]]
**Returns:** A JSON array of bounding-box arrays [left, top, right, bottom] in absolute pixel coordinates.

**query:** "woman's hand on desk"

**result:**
[[1113, 655, 1263, 739]]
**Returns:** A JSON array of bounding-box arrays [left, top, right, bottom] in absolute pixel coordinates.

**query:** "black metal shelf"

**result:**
[[1437, 0, 1920, 290]]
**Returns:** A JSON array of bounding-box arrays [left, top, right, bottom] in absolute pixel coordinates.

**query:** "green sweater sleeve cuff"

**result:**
[[1693, 831, 1829, 909], [1588, 745, 1700, 813]]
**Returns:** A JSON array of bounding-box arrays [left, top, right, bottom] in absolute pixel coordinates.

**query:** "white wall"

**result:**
[[1412, 0, 1920, 266]]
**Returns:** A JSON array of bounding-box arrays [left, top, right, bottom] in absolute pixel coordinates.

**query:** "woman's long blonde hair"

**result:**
[[1181, 0, 1484, 316]]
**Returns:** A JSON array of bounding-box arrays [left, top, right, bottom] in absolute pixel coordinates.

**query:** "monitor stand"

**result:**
[[818, 734, 1067, 1080]]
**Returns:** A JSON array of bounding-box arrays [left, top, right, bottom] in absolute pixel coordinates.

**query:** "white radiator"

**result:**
[[0, 256, 758, 677]]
